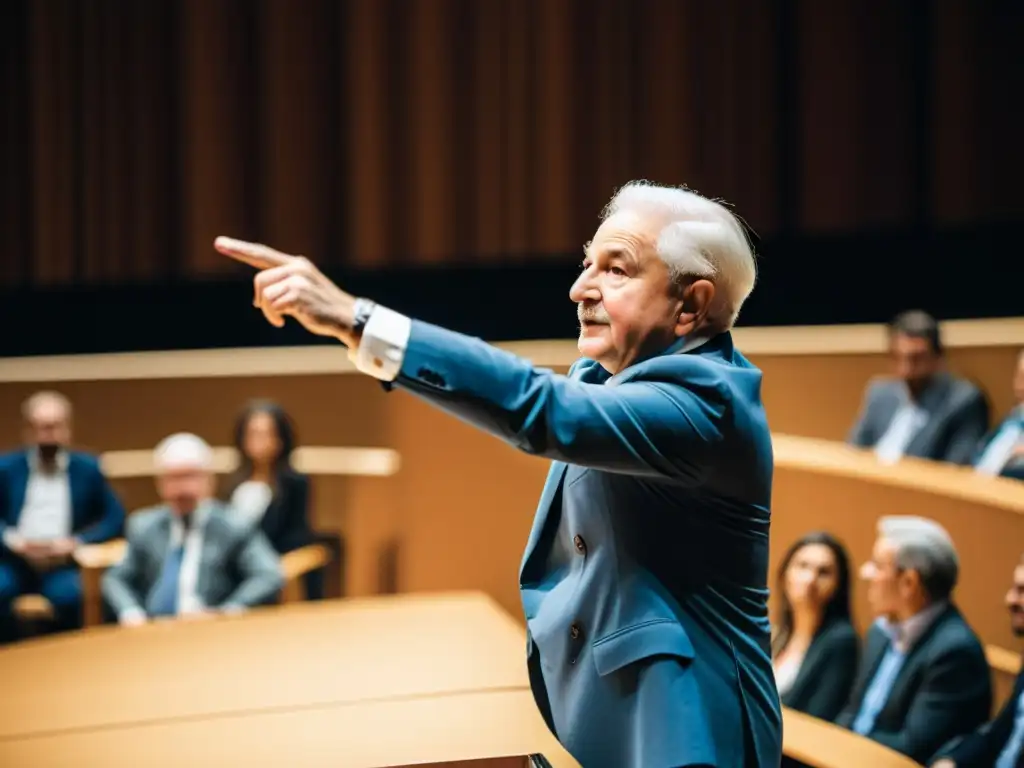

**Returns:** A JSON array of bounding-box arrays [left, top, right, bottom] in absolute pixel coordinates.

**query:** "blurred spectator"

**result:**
[[0, 391, 124, 642], [973, 349, 1024, 480], [772, 532, 859, 722], [221, 400, 322, 599], [930, 553, 1024, 767], [848, 310, 989, 465], [102, 432, 282, 626], [836, 516, 991, 763]]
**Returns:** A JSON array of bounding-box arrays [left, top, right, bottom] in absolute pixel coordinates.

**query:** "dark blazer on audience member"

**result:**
[[0, 449, 125, 553], [934, 668, 1024, 767], [848, 373, 989, 465], [780, 618, 860, 722], [836, 604, 992, 764], [258, 470, 314, 554]]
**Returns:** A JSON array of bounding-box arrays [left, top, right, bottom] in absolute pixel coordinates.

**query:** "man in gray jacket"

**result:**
[[102, 432, 283, 625], [848, 310, 989, 465]]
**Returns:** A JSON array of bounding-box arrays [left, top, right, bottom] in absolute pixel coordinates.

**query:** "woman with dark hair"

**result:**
[[222, 400, 321, 596], [772, 531, 859, 722]]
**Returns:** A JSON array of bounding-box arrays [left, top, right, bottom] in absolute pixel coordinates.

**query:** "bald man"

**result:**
[[102, 433, 283, 625], [0, 391, 125, 642]]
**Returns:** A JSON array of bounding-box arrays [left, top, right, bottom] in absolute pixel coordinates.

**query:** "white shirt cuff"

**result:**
[[349, 305, 412, 382]]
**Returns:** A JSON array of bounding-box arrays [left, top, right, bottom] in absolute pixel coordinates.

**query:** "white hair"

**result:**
[[602, 181, 757, 328], [154, 432, 213, 471], [878, 515, 959, 601]]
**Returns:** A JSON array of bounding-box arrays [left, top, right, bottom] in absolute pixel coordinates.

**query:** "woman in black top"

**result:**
[[772, 531, 859, 722], [222, 400, 322, 598]]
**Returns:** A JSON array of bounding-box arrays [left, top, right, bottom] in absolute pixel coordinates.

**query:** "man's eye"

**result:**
[[609, 266, 627, 276]]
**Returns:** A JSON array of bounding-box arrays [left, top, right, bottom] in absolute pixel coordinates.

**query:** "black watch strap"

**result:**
[[352, 298, 377, 335]]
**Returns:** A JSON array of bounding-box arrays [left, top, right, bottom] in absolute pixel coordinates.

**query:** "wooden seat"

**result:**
[[12, 594, 55, 622]]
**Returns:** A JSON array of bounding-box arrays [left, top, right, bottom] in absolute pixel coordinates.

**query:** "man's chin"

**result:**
[[577, 336, 610, 360]]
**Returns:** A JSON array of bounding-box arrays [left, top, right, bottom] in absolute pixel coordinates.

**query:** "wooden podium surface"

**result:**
[[0, 592, 578, 767]]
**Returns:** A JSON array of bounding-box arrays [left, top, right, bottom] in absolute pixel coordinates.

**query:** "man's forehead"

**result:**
[[1014, 563, 1024, 585], [590, 211, 661, 249], [874, 537, 897, 559]]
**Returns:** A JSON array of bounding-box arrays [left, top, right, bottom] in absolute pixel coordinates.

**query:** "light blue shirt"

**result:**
[[995, 687, 1024, 768], [874, 395, 929, 464], [851, 602, 948, 736], [976, 408, 1023, 476]]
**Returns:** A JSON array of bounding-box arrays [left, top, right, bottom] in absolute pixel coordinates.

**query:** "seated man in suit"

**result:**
[[102, 433, 283, 625], [848, 310, 989, 465], [836, 516, 991, 764], [930, 552, 1024, 767], [0, 391, 125, 642], [973, 348, 1024, 481]]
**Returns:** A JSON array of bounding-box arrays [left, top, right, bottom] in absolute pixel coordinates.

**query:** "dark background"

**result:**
[[1, 0, 1021, 356]]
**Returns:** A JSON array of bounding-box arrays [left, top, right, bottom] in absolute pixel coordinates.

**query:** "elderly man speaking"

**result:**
[[216, 181, 781, 767]]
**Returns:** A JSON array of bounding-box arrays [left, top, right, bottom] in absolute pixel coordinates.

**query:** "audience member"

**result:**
[[848, 310, 989, 465], [930, 553, 1024, 767], [221, 400, 322, 599], [0, 391, 124, 642], [102, 432, 282, 625], [772, 532, 859, 722], [973, 348, 1024, 480], [836, 516, 991, 763]]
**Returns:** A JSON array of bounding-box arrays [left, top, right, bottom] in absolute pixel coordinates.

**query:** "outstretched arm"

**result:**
[[212, 238, 733, 481], [357, 310, 729, 481]]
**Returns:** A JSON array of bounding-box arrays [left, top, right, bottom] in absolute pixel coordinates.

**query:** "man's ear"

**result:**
[[674, 279, 715, 337]]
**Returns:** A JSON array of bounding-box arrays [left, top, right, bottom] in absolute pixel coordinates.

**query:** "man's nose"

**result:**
[[569, 270, 600, 303]]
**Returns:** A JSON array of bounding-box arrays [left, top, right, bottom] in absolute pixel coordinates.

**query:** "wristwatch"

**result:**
[[352, 298, 377, 336]]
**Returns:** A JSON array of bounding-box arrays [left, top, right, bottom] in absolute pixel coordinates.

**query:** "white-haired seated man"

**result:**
[[835, 516, 991, 764], [102, 433, 283, 625]]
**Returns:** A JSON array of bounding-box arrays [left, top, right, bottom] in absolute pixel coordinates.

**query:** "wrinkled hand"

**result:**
[[214, 237, 358, 346], [929, 759, 955, 768]]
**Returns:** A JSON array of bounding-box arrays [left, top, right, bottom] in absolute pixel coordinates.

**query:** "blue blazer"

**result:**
[[0, 449, 125, 553], [388, 321, 782, 768]]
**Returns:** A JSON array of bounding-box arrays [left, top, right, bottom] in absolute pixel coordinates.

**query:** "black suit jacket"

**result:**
[[836, 604, 992, 764], [780, 618, 860, 722], [261, 471, 314, 553], [937, 669, 1024, 767]]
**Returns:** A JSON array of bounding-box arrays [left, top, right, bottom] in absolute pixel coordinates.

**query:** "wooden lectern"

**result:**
[[0, 592, 578, 767]]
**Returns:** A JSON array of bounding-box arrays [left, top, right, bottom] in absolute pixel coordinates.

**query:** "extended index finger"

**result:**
[[214, 236, 294, 269]]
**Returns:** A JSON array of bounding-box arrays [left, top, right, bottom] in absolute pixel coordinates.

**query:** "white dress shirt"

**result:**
[[9, 450, 73, 546], [230, 480, 273, 531], [773, 649, 805, 697], [874, 393, 929, 465]]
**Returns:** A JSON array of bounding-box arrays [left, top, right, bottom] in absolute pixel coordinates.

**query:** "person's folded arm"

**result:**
[[354, 311, 731, 482]]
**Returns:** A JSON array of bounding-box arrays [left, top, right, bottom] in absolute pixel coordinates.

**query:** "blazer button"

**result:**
[[573, 534, 586, 554]]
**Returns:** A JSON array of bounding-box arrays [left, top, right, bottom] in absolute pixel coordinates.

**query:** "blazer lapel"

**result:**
[[67, 454, 86, 530], [519, 462, 568, 579], [8, 453, 29, 527]]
